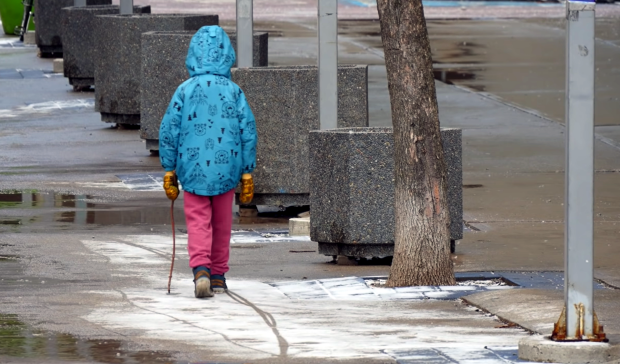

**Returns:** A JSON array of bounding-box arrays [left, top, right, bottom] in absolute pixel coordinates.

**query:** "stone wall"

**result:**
[[93, 14, 218, 125], [309, 127, 463, 258], [140, 31, 269, 151], [232, 65, 369, 206]]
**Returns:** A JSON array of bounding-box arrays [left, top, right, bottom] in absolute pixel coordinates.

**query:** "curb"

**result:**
[[519, 335, 617, 363]]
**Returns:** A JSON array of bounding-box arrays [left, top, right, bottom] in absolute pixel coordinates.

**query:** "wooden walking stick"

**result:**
[[163, 171, 179, 294], [168, 199, 176, 294]]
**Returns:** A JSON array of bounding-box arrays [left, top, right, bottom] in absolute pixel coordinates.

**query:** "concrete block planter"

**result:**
[[61, 5, 151, 89], [140, 31, 269, 151], [93, 14, 218, 125], [309, 127, 463, 259], [231, 65, 369, 206], [35, 0, 111, 57]]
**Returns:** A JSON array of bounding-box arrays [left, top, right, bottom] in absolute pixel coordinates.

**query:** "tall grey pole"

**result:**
[[120, 0, 133, 15], [236, 0, 253, 68], [74, 0, 86, 7], [561, 0, 597, 341], [318, 0, 338, 130]]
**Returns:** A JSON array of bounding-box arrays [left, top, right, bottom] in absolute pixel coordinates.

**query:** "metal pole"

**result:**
[[318, 0, 338, 130], [17, 0, 33, 41], [236, 0, 253, 68], [74, 0, 86, 7], [120, 0, 133, 15], [563, 0, 596, 341]]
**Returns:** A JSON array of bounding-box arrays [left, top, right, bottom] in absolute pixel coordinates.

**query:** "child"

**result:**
[[159, 25, 257, 298]]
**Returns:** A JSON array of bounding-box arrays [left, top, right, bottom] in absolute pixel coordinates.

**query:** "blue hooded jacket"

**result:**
[[159, 26, 257, 196]]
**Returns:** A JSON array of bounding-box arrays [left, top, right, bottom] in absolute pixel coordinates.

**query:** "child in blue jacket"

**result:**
[[159, 25, 257, 298]]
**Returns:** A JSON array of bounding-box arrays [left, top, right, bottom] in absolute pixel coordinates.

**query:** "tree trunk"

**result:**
[[377, 0, 455, 287]]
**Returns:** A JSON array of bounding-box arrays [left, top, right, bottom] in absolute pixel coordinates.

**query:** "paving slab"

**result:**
[[463, 288, 620, 344]]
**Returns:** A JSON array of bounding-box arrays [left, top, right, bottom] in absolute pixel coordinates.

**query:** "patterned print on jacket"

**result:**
[[159, 26, 258, 196]]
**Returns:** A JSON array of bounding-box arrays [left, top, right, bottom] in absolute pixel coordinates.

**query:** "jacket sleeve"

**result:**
[[159, 88, 184, 172], [237, 89, 257, 174]]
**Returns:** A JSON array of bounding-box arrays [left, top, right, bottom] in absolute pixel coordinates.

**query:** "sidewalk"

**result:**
[[0, 13, 620, 364], [134, 0, 620, 20]]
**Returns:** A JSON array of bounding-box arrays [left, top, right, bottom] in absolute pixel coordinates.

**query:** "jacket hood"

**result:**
[[186, 26, 236, 79]]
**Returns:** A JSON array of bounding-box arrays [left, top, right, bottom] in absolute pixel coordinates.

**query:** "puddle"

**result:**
[[430, 39, 486, 91], [0, 314, 177, 363], [0, 191, 96, 209], [0, 190, 300, 232], [0, 219, 22, 225], [433, 68, 485, 92], [0, 191, 175, 230], [233, 216, 290, 230], [426, 19, 620, 127], [0, 255, 20, 263], [233, 205, 307, 230], [463, 184, 484, 189]]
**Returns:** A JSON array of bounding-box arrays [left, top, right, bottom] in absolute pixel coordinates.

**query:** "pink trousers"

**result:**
[[184, 189, 234, 275]]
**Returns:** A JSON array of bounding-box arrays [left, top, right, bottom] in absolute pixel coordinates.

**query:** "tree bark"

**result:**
[[378, 0, 455, 287]]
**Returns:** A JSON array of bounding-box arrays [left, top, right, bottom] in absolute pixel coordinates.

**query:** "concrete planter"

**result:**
[[309, 127, 463, 259], [231, 65, 369, 206], [61, 5, 151, 89], [140, 31, 269, 151], [93, 14, 219, 125], [35, 0, 111, 57]]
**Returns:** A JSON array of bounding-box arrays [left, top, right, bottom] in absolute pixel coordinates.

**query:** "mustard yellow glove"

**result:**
[[163, 171, 179, 201], [239, 173, 254, 204]]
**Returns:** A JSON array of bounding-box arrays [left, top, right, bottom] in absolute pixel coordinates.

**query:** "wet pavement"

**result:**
[[135, 0, 620, 20], [0, 314, 178, 364], [427, 19, 620, 131], [0, 190, 296, 234], [2, 2, 620, 363]]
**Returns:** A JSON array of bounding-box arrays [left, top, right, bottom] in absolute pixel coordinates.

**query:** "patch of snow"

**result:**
[[77, 234, 535, 362], [0, 99, 94, 119], [459, 279, 508, 287]]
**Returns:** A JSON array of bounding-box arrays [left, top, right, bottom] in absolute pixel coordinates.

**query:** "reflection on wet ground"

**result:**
[[433, 68, 485, 91], [426, 19, 620, 126], [0, 191, 173, 231], [0, 191, 96, 209], [0, 190, 298, 232], [335, 17, 620, 130], [233, 216, 291, 231], [0, 255, 19, 263], [0, 314, 176, 363], [233, 206, 308, 231], [277, 16, 620, 118]]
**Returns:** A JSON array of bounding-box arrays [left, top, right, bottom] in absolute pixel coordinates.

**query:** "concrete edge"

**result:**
[[518, 335, 617, 364], [52, 59, 63, 74], [289, 217, 310, 236], [24, 32, 36, 45]]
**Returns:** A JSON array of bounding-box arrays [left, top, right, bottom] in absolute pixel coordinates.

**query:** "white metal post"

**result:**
[[74, 0, 86, 7], [318, 0, 338, 130], [564, 0, 596, 340], [236, 0, 253, 68], [120, 0, 133, 15]]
